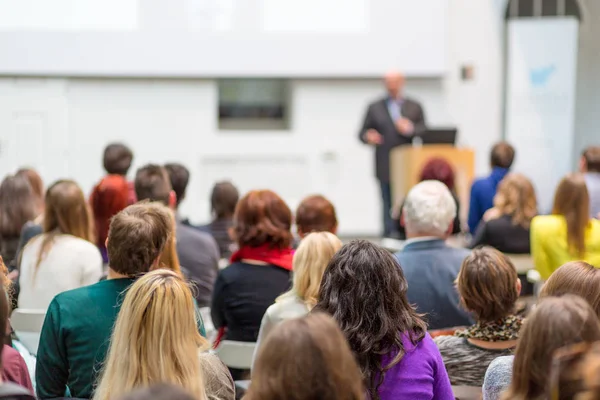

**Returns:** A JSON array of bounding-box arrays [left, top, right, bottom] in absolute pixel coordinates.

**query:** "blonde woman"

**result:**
[[94, 269, 234, 400], [252, 231, 342, 368], [469, 173, 537, 254], [18, 180, 102, 310]]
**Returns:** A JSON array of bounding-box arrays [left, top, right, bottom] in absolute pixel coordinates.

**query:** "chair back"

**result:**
[[452, 385, 482, 400], [10, 309, 46, 355], [506, 254, 534, 274], [214, 340, 256, 369]]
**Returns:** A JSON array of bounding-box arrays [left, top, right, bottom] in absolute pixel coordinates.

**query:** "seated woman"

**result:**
[[395, 158, 461, 239], [295, 195, 338, 238], [18, 180, 102, 310], [314, 240, 453, 400], [253, 232, 342, 364], [483, 295, 600, 400], [198, 181, 239, 259], [531, 173, 600, 280], [469, 173, 537, 254], [435, 247, 522, 386], [94, 269, 234, 400], [246, 313, 364, 400]]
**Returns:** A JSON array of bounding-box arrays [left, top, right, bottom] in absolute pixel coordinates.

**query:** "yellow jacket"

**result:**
[[531, 215, 600, 280]]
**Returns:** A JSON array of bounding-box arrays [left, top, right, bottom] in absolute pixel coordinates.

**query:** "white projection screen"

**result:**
[[0, 0, 448, 77]]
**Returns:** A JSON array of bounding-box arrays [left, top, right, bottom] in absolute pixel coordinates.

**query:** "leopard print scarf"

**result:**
[[455, 315, 523, 342]]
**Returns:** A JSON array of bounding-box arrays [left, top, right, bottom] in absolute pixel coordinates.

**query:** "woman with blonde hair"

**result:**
[[94, 269, 234, 400], [531, 174, 600, 280], [252, 231, 342, 365], [18, 180, 102, 310]]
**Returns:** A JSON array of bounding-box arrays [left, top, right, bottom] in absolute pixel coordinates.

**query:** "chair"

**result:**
[[506, 254, 534, 275], [214, 340, 256, 369], [198, 307, 216, 341], [452, 385, 482, 400], [10, 309, 46, 355]]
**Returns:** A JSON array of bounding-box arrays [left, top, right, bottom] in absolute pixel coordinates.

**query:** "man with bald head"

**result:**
[[358, 71, 426, 237]]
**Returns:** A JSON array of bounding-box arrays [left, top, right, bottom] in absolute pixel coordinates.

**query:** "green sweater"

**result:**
[[35, 278, 206, 399]]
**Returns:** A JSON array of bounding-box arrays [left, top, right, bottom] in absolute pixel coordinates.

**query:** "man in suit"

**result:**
[[394, 180, 472, 330], [358, 71, 426, 237]]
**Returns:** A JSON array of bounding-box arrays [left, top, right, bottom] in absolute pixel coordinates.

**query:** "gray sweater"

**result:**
[[483, 355, 514, 400]]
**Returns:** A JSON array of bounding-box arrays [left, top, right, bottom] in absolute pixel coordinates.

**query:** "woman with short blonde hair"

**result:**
[[94, 269, 234, 400], [253, 231, 342, 367]]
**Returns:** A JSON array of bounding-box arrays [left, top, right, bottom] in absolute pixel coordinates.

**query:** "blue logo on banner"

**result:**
[[530, 65, 555, 87]]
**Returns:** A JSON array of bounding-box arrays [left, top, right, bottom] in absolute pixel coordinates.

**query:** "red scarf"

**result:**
[[229, 244, 294, 271]]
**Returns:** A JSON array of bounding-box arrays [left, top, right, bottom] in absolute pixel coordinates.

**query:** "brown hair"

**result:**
[[457, 247, 519, 322], [503, 295, 600, 400], [104, 143, 134, 175], [134, 164, 172, 205], [107, 202, 172, 276], [295, 195, 338, 237], [36, 180, 95, 272], [210, 181, 239, 219], [491, 142, 516, 169], [493, 173, 537, 228], [15, 168, 44, 214], [0, 278, 8, 371], [583, 146, 600, 173], [234, 190, 293, 249], [164, 163, 190, 208], [549, 342, 600, 400], [540, 261, 600, 317], [156, 211, 181, 275], [0, 174, 37, 238], [552, 174, 590, 256], [245, 313, 365, 400]]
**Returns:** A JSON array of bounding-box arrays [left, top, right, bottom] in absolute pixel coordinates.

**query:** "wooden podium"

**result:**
[[390, 145, 475, 224]]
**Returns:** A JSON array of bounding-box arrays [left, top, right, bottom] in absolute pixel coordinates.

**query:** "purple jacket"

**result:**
[[377, 332, 454, 400]]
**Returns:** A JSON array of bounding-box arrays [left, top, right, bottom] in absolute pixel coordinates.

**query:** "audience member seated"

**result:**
[[394, 180, 472, 330], [469, 173, 537, 254], [483, 295, 600, 400], [197, 181, 239, 259], [90, 143, 135, 263], [211, 190, 293, 377], [35, 202, 174, 399], [295, 195, 338, 238], [157, 163, 219, 307], [0, 175, 37, 271], [468, 142, 515, 233], [531, 174, 600, 280], [581, 146, 600, 218], [435, 247, 522, 386], [315, 240, 453, 400], [94, 269, 234, 400], [116, 385, 196, 400], [253, 232, 342, 365], [538, 261, 600, 316], [246, 313, 364, 400], [15, 168, 44, 222], [395, 158, 461, 239], [18, 180, 102, 310]]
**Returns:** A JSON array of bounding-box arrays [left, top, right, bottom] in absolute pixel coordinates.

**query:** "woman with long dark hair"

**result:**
[[314, 240, 453, 400]]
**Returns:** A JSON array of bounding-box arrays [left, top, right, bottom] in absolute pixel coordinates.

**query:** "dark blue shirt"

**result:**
[[468, 167, 509, 233]]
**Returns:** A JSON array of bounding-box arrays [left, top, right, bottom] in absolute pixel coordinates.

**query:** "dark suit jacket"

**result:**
[[359, 97, 426, 182]]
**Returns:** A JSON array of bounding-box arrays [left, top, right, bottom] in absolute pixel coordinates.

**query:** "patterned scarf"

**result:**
[[455, 315, 523, 342]]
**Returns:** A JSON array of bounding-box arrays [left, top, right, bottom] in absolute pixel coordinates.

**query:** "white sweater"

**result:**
[[18, 234, 103, 310]]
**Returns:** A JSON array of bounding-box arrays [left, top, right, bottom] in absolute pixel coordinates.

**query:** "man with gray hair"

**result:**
[[394, 180, 472, 330]]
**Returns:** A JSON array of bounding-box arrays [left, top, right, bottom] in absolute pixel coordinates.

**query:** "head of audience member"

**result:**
[[314, 240, 427, 400], [134, 164, 176, 208], [540, 261, 600, 317], [106, 203, 172, 278], [580, 146, 600, 174], [550, 342, 600, 400], [384, 71, 405, 100], [0, 174, 37, 240], [419, 158, 455, 192], [277, 232, 342, 309], [15, 168, 44, 216], [210, 181, 239, 221], [164, 163, 190, 210], [247, 312, 364, 400], [115, 385, 196, 400], [552, 173, 590, 257], [233, 190, 293, 250], [458, 247, 520, 323], [103, 143, 134, 176], [401, 180, 456, 240], [94, 269, 208, 400], [295, 195, 338, 238], [492, 173, 537, 228], [490, 142, 515, 170], [503, 295, 600, 400]]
